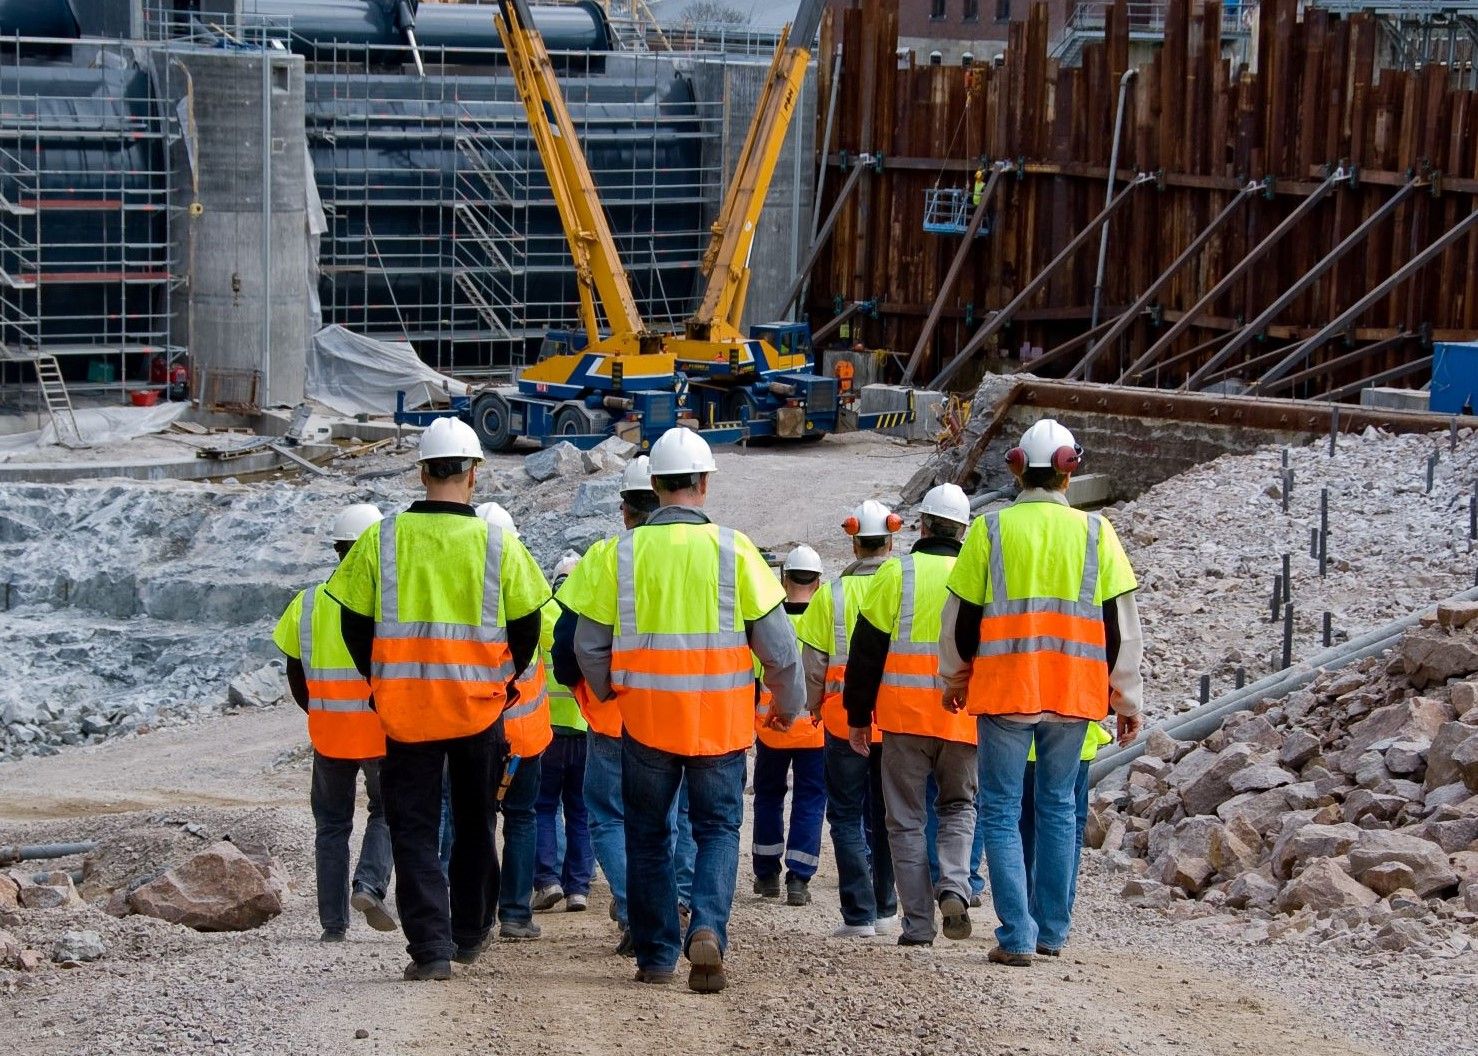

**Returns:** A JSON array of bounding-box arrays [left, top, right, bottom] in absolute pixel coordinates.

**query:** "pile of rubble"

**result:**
[[1091, 599, 1478, 955]]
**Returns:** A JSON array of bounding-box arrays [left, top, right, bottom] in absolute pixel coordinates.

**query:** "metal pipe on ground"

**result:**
[[1088, 585, 1478, 786], [0, 841, 98, 866]]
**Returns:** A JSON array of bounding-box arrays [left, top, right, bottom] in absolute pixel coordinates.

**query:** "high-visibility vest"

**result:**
[[540, 601, 585, 733], [1027, 720, 1114, 763], [870, 552, 976, 746], [607, 522, 773, 756], [506, 654, 554, 758], [798, 573, 882, 743], [755, 610, 823, 751], [293, 585, 386, 760], [555, 538, 622, 738], [367, 513, 516, 743], [949, 501, 1136, 721]]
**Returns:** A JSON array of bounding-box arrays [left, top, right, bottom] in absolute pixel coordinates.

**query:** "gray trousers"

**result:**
[[311, 752, 393, 934], [880, 732, 979, 942]]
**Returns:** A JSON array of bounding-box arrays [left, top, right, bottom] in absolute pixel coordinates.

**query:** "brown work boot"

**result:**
[[987, 946, 1033, 968], [686, 927, 727, 994], [633, 966, 675, 985], [402, 959, 452, 981]]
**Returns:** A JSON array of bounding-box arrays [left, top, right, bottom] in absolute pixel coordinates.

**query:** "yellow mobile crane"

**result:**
[[429, 0, 907, 449]]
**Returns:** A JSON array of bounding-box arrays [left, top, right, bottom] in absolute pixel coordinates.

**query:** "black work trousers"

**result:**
[[382, 720, 506, 964]]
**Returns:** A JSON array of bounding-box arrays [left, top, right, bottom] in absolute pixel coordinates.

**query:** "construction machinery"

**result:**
[[398, 0, 911, 449]]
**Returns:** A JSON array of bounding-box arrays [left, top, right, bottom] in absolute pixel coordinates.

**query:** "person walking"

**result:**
[[1019, 721, 1114, 916], [274, 502, 396, 943], [533, 554, 595, 914], [797, 500, 900, 939], [751, 544, 826, 908], [940, 419, 1143, 967], [843, 484, 977, 947], [562, 428, 804, 994], [328, 418, 550, 981]]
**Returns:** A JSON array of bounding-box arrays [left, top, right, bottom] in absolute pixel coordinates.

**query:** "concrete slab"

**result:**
[[1067, 473, 1113, 508], [859, 384, 944, 442], [0, 442, 338, 484], [1360, 386, 1429, 413]]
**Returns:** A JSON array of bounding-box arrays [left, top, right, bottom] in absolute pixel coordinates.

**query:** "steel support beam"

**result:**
[[777, 158, 872, 317], [1258, 333, 1415, 396], [1069, 182, 1256, 382], [900, 163, 1009, 385], [1129, 332, 1230, 384], [929, 174, 1155, 389], [1007, 316, 1120, 377], [1257, 209, 1478, 389], [1186, 179, 1422, 392], [1317, 354, 1433, 402], [1121, 168, 1350, 385]]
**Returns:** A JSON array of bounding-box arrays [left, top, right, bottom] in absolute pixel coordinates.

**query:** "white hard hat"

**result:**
[[648, 427, 717, 476], [620, 454, 654, 495], [417, 416, 484, 464], [553, 551, 581, 582], [330, 502, 383, 543], [1007, 418, 1082, 472], [781, 544, 823, 574], [919, 483, 971, 526], [843, 499, 901, 537], [475, 501, 519, 538]]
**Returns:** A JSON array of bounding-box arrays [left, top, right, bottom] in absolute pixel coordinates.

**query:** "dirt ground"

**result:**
[[3, 705, 1468, 1056]]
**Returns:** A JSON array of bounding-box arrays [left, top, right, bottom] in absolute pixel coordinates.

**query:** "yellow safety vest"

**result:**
[[274, 584, 385, 760]]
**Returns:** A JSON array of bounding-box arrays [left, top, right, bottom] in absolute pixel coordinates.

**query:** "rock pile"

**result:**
[[1091, 601, 1478, 955]]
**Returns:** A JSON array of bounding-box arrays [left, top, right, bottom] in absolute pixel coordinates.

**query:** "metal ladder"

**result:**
[[32, 354, 88, 449], [453, 273, 514, 341]]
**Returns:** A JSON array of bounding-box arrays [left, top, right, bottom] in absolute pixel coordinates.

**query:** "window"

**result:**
[[995, 0, 1010, 20], [931, 0, 946, 20], [963, 0, 979, 20]]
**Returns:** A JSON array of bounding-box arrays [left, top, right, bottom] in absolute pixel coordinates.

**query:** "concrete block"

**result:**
[[1360, 386, 1429, 413], [1066, 473, 1113, 508], [858, 385, 944, 442], [823, 348, 885, 394]]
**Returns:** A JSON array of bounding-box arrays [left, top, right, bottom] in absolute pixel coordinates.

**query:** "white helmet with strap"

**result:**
[[417, 416, 484, 464], [781, 544, 824, 574], [648, 428, 718, 476], [1007, 418, 1082, 473], [621, 454, 654, 495]]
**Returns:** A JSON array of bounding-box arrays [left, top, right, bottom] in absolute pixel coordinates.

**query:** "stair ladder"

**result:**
[[453, 272, 514, 341], [32, 354, 88, 449]]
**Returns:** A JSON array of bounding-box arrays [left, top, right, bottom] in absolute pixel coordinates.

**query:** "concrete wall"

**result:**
[[172, 47, 313, 408], [689, 58, 816, 331]]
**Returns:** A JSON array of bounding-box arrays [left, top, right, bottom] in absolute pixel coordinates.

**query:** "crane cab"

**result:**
[[749, 321, 816, 373]]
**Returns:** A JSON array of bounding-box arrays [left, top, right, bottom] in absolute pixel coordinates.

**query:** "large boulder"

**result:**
[[1225, 870, 1279, 910], [1207, 819, 1262, 876], [1216, 787, 1294, 836], [570, 477, 623, 519], [1270, 822, 1361, 882], [17, 870, 80, 910], [523, 441, 584, 483], [1400, 624, 1478, 690], [1276, 857, 1377, 913], [51, 930, 105, 964], [1279, 729, 1322, 770], [1425, 721, 1478, 793], [1168, 743, 1257, 817], [1345, 830, 1458, 898], [226, 662, 286, 710], [1335, 697, 1453, 775], [128, 841, 283, 932]]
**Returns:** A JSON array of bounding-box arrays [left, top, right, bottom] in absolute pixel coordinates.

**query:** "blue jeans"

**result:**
[[310, 753, 393, 934], [751, 743, 826, 881], [536, 733, 594, 895], [978, 716, 1087, 955], [584, 731, 696, 927], [496, 752, 541, 925], [622, 735, 745, 972], [822, 732, 896, 926], [1020, 759, 1092, 913], [925, 773, 987, 896]]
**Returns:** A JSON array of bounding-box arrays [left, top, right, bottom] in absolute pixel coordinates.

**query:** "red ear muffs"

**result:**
[[885, 513, 903, 533], [1005, 447, 1027, 473], [1052, 445, 1082, 473], [842, 516, 861, 536]]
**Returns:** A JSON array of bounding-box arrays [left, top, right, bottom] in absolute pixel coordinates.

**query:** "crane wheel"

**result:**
[[471, 391, 517, 452], [553, 403, 612, 437]]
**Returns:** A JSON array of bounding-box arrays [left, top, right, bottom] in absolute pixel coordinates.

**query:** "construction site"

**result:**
[[3, 0, 1478, 1052]]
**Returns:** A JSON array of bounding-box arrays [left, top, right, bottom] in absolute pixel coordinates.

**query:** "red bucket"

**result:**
[[130, 389, 161, 407]]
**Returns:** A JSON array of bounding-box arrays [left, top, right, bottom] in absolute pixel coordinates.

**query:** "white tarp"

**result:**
[[306, 325, 469, 416], [0, 402, 189, 454]]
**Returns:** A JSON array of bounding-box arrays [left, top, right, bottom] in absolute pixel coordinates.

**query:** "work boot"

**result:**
[[686, 928, 727, 994], [609, 901, 620, 923], [987, 946, 1033, 968], [615, 926, 636, 958], [566, 893, 589, 912], [753, 874, 781, 899], [351, 887, 398, 933], [784, 875, 811, 907], [897, 934, 933, 947], [633, 966, 675, 985], [500, 920, 542, 940], [939, 893, 972, 941], [532, 884, 565, 912], [402, 959, 452, 982], [969, 892, 983, 909], [1036, 945, 1061, 957], [829, 922, 876, 939], [453, 941, 485, 966], [319, 929, 345, 943], [677, 902, 691, 931]]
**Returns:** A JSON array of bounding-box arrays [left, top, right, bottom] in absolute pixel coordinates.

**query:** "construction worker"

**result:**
[[478, 502, 548, 942], [751, 545, 826, 908], [328, 417, 550, 982], [971, 168, 985, 207], [843, 484, 976, 947], [562, 427, 804, 994], [533, 553, 595, 914], [1020, 721, 1114, 914], [940, 419, 1143, 967], [273, 502, 396, 943], [797, 499, 900, 939], [551, 454, 696, 957]]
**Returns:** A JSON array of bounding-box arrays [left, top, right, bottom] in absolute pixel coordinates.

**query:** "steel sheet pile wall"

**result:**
[[810, 0, 1478, 398]]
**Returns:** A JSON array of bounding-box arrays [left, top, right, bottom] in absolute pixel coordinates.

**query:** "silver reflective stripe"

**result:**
[[304, 667, 365, 683], [879, 671, 940, 690], [613, 630, 747, 652], [310, 698, 373, 714], [616, 529, 637, 634], [375, 661, 515, 683], [752, 842, 785, 856], [896, 554, 917, 639], [299, 587, 317, 669], [619, 669, 754, 692], [717, 526, 738, 631], [829, 576, 848, 664], [502, 690, 546, 721], [984, 513, 1008, 612], [888, 641, 937, 656], [1081, 514, 1101, 606], [976, 636, 1107, 662], [984, 596, 1101, 620], [379, 512, 504, 629], [786, 849, 821, 868]]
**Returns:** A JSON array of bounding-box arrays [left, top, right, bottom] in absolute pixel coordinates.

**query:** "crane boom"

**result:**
[[494, 0, 649, 349], [687, 0, 826, 340]]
